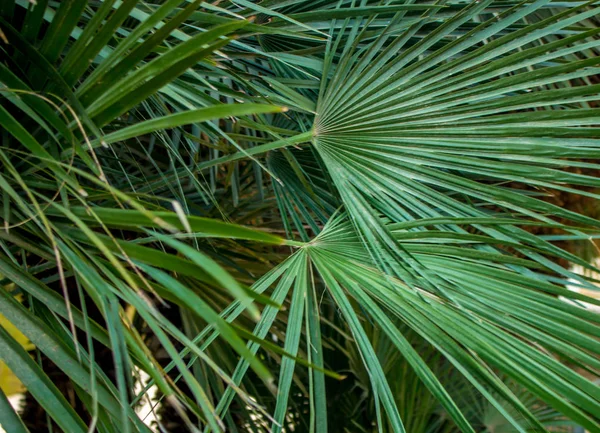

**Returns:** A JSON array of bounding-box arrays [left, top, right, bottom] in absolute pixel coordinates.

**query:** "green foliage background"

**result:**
[[0, 0, 599, 432]]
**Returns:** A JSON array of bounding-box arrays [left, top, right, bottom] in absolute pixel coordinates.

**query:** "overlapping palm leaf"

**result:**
[[1, 0, 600, 432]]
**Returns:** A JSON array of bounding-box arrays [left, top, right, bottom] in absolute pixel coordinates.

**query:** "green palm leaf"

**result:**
[[1, 0, 599, 432]]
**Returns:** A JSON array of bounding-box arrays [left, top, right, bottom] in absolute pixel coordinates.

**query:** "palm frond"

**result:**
[[1, 1, 599, 432]]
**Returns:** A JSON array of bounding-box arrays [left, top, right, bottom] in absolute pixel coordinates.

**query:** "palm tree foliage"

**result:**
[[0, 0, 599, 432]]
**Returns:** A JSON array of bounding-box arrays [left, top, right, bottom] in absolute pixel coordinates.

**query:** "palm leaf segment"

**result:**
[[313, 0, 600, 288]]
